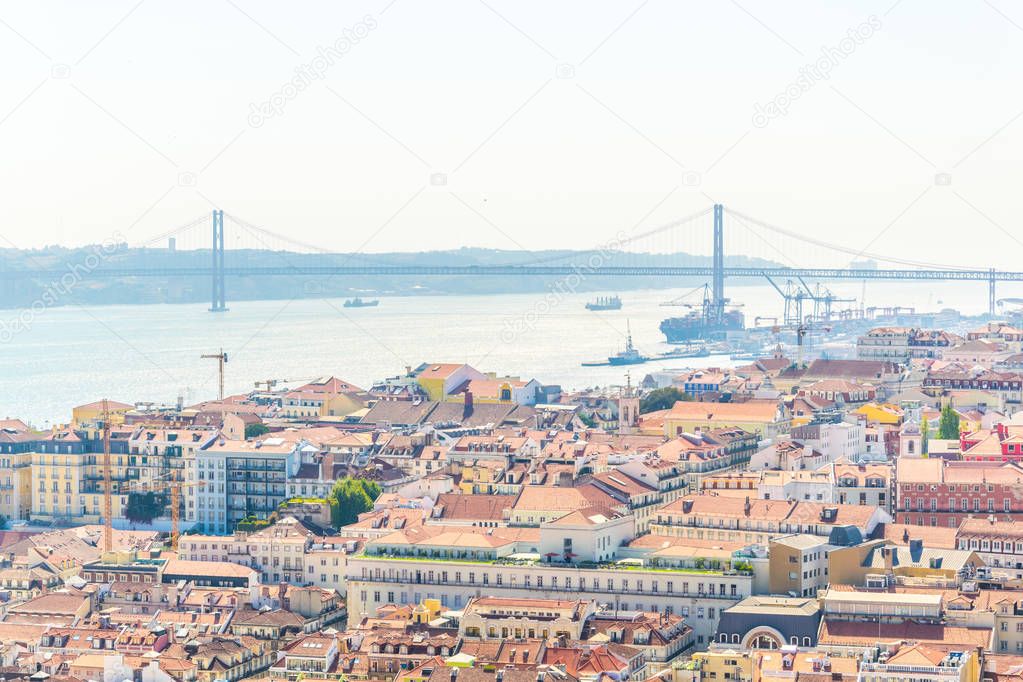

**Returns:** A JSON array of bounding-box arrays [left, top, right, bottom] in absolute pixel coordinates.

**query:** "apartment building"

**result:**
[[768, 534, 833, 597], [651, 495, 890, 546], [956, 518, 1023, 576], [0, 451, 32, 521], [857, 327, 960, 361], [896, 458, 1023, 528], [125, 427, 219, 525], [347, 525, 753, 647], [178, 517, 359, 589], [830, 462, 892, 512], [460, 596, 592, 640], [196, 437, 306, 533]]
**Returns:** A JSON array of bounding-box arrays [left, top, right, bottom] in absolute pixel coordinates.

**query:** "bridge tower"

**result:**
[[990, 268, 996, 317], [209, 209, 227, 312], [711, 203, 725, 323]]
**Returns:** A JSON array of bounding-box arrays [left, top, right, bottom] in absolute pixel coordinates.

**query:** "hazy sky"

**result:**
[[2, 1, 1022, 268]]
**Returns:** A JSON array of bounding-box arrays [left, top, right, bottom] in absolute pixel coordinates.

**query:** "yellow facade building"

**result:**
[[662, 400, 788, 440], [458, 460, 506, 494], [31, 449, 143, 525], [0, 452, 32, 522], [679, 650, 752, 682], [414, 363, 486, 401], [71, 400, 133, 427], [853, 402, 903, 426]]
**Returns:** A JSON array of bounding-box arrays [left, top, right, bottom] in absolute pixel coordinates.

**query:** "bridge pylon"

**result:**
[[209, 210, 227, 313], [990, 268, 996, 317], [712, 204, 725, 323]]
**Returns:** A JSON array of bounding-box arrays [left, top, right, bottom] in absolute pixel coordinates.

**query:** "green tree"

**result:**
[[245, 423, 270, 439], [921, 416, 929, 455], [125, 492, 167, 525], [328, 477, 382, 528], [640, 387, 692, 414], [939, 404, 961, 440]]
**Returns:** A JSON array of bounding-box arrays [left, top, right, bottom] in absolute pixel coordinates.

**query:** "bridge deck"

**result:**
[[0, 265, 1014, 281]]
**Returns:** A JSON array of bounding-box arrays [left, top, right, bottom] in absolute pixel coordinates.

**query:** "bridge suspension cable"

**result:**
[[618, 205, 715, 247], [727, 207, 974, 271], [499, 205, 715, 267], [225, 213, 400, 267], [226, 214, 333, 254], [132, 213, 210, 248]]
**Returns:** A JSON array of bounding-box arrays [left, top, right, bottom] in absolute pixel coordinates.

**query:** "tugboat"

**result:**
[[343, 297, 379, 308], [586, 295, 622, 311], [607, 322, 645, 365]]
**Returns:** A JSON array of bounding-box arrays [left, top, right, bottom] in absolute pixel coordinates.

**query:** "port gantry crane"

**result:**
[[763, 275, 855, 327], [759, 275, 855, 368], [99, 399, 206, 553]]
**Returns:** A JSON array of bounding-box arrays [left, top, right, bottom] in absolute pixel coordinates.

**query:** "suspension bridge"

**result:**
[[0, 205, 1016, 315]]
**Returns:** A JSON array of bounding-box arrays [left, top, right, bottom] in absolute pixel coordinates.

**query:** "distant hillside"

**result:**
[[0, 245, 784, 308]]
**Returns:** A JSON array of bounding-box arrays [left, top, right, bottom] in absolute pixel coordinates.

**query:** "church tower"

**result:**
[[619, 372, 640, 434]]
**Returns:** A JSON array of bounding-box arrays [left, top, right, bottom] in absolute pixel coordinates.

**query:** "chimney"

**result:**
[[744, 496, 751, 517]]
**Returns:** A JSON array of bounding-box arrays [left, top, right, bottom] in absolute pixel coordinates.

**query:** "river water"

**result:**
[[2, 279, 1017, 427]]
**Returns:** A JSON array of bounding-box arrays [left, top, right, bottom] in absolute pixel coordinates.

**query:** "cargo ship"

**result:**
[[659, 284, 744, 343], [660, 309, 744, 342], [343, 297, 379, 308], [585, 295, 622, 311]]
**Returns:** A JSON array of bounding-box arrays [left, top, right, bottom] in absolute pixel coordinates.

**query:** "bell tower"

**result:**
[[619, 372, 640, 434]]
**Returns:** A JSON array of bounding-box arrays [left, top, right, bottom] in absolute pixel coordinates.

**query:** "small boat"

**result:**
[[586, 295, 622, 311], [343, 297, 379, 308]]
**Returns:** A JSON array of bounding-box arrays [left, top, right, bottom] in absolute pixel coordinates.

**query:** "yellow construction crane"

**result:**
[[201, 349, 228, 401], [112, 475, 207, 550], [253, 377, 313, 391], [98, 401, 206, 552], [101, 399, 113, 554]]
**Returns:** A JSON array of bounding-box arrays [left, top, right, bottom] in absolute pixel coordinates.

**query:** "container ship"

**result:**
[[585, 295, 622, 311], [659, 284, 744, 343], [660, 309, 744, 342]]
